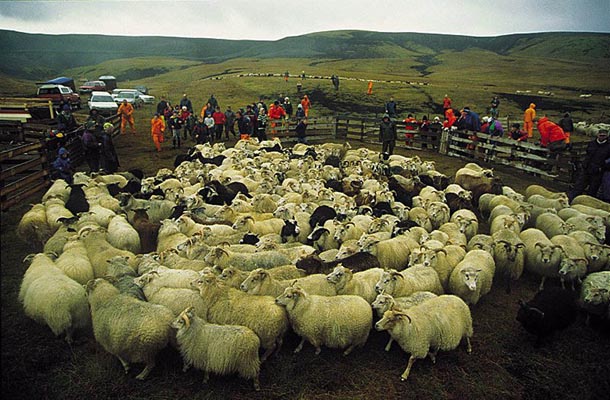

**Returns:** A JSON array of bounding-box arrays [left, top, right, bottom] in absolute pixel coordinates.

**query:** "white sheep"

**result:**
[[240, 268, 337, 297], [274, 285, 372, 356], [19, 253, 64, 303], [192, 272, 289, 362], [374, 295, 473, 381], [55, 238, 95, 285], [44, 197, 75, 233], [579, 271, 610, 325], [519, 228, 563, 290], [411, 242, 466, 291], [17, 203, 52, 249], [232, 215, 285, 236], [536, 212, 574, 239], [550, 235, 589, 290], [42, 179, 70, 203], [157, 219, 190, 253], [565, 215, 606, 244], [525, 184, 568, 200], [325, 265, 384, 303], [107, 214, 141, 254], [527, 194, 569, 211], [171, 307, 261, 390], [426, 201, 451, 230], [571, 194, 610, 213], [491, 229, 525, 293], [86, 278, 175, 380], [450, 209, 479, 241], [218, 265, 306, 288], [358, 234, 414, 271], [438, 222, 468, 248], [490, 214, 522, 235], [568, 231, 609, 273], [203, 246, 292, 271], [77, 226, 137, 278], [448, 250, 496, 305], [374, 266, 444, 298], [467, 234, 495, 255]]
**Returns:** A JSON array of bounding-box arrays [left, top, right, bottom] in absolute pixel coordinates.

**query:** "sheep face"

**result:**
[[375, 271, 401, 294], [274, 286, 304, 310], [583, 288, 609, 306], [375, 309, 410, 332], [535, 243, 561, 264], [558, 259, 587, 281], [171, 307, 195, 332], [494, 241, 525, 262], [460, 268, 481, 292], [240, 269, 268, 294], [371, 294, 394, 316], [326, 265, 351, 289]]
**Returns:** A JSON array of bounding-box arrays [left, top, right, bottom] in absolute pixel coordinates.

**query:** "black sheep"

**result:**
[[516, 287, 578, 346], [309, 205, 337, 228], [65, 184, 89, 215], [240, 233, 260, 245]]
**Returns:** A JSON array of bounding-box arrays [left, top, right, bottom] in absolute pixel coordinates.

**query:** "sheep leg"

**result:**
[[385, 337, 394, 352], [260, 344, 276, 363], [253, 375, 261, 392], [314, 346, 322, 355], [117, 356, 130, 375], [400, 355, 417, 381], [343, 344, 357, 356], [465, 337, 472, 354], [182, 361, 191, 372], [64, 327, 74, 345], [294, 338, 306, 353], [427, 349, 439, 364], [560, 278, 565, 289], [538, 277, 546, 291], [135, 361, 155, 380], [203, 371, 210, 384]]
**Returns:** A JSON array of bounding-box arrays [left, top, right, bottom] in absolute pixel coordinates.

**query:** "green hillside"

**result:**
[[1, 29, 609, 80]]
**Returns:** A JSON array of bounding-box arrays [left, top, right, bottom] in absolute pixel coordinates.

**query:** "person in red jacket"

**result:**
[[443, 108, 457, 128], [268, 100, 287, 135], [537, 116, 568, 153], [442, 94, 452, 113], [212, 106, 227, 141]]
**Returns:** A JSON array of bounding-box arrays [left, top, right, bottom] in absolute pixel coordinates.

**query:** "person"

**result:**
[[235, 110, 253, 140], [192, 116, 209, 144], [168, 110, 183, 148], [537, 116, 568, 154], [284, 71, 289, 82], [456, 107, 481, 132], [523, 103, 536, 138], [51, 147, 74, 184], [331, 75, 340, 90], [268, 100, 286, 135], [442, 95, 452, 113], [443, 108, 457, 128], [150, 113, 165, 153], [81, 127, 101, 172], [283, 97, 293, 118], [419, 115, 430, 132], [224, 106, 236, 138], [207, 94, 219, 110], [56, 105, 77, 132], [86, 108, 105, 136], [156, 96, 169, 116], [487, 116, 504, 137], [403, 114, 417, 146], [296, 81, 302, 93], [569, 129, 610, 201], [295, 103, 306, 122], [245, 104, 258, 136], [300, 95, 311, 117], [100, 122, 119, 173], [367, 80, 373, 95], [490, 96, 500, 118], [379, 114, 397, 159], [385, 97, 398, 118], [257, 107, 268, 141], [179, 94, 193, 113], [558, 112, 574, 146], [295, 117, 308, 144], [117, 99, 136, 135], [508, 123, 528, 141], [204, 113, 215, 143], [212, 106, 226, 141], [179, 106, 192, 140], [200, 102, 212, 118]]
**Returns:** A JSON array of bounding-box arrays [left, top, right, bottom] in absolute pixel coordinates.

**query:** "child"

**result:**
[[52, 147, 74, 184], [168, 110, 183, 148], [509, 123, 528, 141]]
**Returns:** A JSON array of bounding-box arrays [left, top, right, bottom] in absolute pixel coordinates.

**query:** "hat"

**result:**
[[382, 113, 390, 120], [62, 104, 70, 111], [58, 147, 68, 155], [297, 104, 303, 108], [285, 97, 289, 101], [103, 122, 113, 131], [598, 129, 608, 135], [182, 106, 187, 111], [56, 132, 64, 139], [434, 116, 440, 122], [482, 116, 489, 123]]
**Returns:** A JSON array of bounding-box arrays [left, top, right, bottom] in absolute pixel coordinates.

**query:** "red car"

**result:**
[[79, 80, 107, 94]]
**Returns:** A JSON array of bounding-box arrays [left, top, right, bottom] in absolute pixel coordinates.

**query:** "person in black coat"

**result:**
[[100, 123, 120, 173], [569, 129, 610, 201], [379, 114, 397, 159]]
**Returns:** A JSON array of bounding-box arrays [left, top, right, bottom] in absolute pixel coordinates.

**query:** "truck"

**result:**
[[36, 84, 82, 110]]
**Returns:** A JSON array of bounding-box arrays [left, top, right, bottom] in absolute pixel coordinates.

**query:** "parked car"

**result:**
[[134, 85, 149, 94], [113, 90, 144, 108], [88, 91, 118, 116], [113, 89, 154, 103], [37, 84, 81, 110], [79, 80, 107, 94]]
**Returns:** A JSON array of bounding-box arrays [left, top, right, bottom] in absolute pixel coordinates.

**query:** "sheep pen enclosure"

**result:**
[[2, 131, 609, 400]]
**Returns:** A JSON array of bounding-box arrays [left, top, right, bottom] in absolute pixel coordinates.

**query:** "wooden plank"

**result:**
[[0, 156, 46, 180], [0, 169, 48, 197], [0, 142, 42, 162], [0, 184, 48, 211]]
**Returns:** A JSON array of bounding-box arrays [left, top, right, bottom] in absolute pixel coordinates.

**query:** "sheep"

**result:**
[[374, 266, 444, 298], [438, 222, 468, 248], [232, 215, 285, 236], [77, 226, 137, 278], [42, 179, 70, 203], [131, 208, 161, 254], [218, 265, 306, 288], [42, 216, 79, 256], [411, 243, 466, 290], [203, 246, 292, 271], [454, 167, 501, 203], [86, 278, 175, 380], [536, 212, 573, 239], [450, 209, 479, 241], [571, 194, 610, 213], [444, 184, 475, 214], [107, 214, 141, 254], [565, 215, 606, 244], [325, 265, 384, 303], [274, 285, 372, 356], [525, 184, 568, 200], [81, 204, 117, 228], [171, 307, 261, 390], [516, 287, 578, 346], [568, 231, 609, 272], [550, 235, 588, 290], [19, 253, 64, 303], [520, 228, 563, 291], [55, 238, 95, 285], [501, 185, 525, 202], [44, 197, 75, 233], [571, 204, 610, 226], [579, 271, 610, 325], [358, 234, 414, 271], [156, 219, 190, 253], [192, 272, 289, 362], [491, 229, 525, 293], [490, 214, 522, 235], [448, 250, 496, 305], [374, 295, 473, 381], [527, 194, 569, 211], [467, 234, 495, 255], [523, 205, 556, 230], [426, 201, 451, 230], [408, 207, 433, 232], [106, 256, 146, 301], [159, 248, 210, 272], [489, 204, 529, 228], [17, 204, 52, 250], [240, 268, 337, 297]]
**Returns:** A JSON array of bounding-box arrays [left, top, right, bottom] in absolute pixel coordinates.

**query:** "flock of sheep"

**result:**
[[16, 137, 610, 389]]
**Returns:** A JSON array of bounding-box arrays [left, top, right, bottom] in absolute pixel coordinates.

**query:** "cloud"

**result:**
[[0, 0, 608, 40]]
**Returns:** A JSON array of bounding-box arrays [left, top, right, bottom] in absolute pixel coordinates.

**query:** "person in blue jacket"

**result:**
[[51, 147, 74, 184]]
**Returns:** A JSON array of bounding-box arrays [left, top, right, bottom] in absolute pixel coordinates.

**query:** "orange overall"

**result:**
[[117, 102, 136, 134]]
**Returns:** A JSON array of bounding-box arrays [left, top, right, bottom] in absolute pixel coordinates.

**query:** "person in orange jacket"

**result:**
[[523, 103, 536, 138], [367, 81, 373, 95], [537, 116, 568, 153], [300, 95, 311, 117], [268, 100, 287, 135], [150, 113, 165, 152], [443, 108, 457, 128], [442, 94, 452, 113], [117, 99, 136, 134]]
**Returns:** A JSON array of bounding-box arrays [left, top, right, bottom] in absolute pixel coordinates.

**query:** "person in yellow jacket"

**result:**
[[523, 103, 536, 138], [117, 100, 136, 134]]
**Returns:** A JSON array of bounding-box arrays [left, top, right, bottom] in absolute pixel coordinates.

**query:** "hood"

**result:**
[[58, 147, 69, 156], [537, 116, 548, 125], [529, 103, 536, 109]]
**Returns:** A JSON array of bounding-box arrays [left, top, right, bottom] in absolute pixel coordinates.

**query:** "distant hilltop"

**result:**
[[1, 29, 609, 80]]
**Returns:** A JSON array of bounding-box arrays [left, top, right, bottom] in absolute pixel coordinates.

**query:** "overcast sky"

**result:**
[[1, 0, 609, 40]]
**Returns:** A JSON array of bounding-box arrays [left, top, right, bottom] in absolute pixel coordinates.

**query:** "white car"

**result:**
[[112, 89, 155, 104], [88, 91, 118, 115], [114, 91, 144, 108]]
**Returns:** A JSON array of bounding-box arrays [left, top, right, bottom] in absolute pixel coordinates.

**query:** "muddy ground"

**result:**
[[2, 115, 609, 400]]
